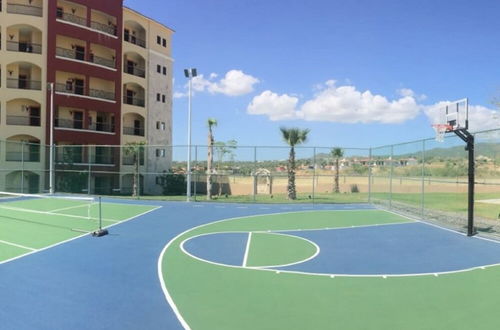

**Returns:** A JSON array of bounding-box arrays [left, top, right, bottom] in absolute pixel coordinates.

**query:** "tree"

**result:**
[[331, 147, 344, 193], [206, 118, 217, 200], [123, 142, 145, 197], [280, 127, 310, 200], [214, 140, 237, 196]]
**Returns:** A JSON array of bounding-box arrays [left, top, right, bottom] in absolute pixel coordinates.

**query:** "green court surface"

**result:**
[[245, 232, 317, 267], [0, 197, 158, 263], [161, 210, 500, 330]]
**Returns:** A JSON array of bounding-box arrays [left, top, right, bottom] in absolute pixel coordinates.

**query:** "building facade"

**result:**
[[0, 0, 173, 195]]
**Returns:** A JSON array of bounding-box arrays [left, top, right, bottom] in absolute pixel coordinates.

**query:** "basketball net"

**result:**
[[432, 124, 452, 142]]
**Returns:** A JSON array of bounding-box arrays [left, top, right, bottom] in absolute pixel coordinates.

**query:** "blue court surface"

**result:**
[[1, 200, 500, 329]]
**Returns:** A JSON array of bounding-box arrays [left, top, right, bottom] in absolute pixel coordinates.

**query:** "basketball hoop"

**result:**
[[432, 124, 453, 142]]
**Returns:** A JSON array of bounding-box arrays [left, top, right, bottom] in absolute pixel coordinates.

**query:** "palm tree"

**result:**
[[206, 118, 217, 200], [331, 147, 344, 193], [124, 142, 145, 197], [280, 127, 310, 200]]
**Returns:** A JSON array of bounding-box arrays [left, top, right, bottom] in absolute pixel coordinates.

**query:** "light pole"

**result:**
[[184, 68, 197, 201], [48, 82, 55, 194]]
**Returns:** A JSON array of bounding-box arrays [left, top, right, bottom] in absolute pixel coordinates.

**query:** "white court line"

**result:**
[[0, 239, 36, 251], [242, 232, 252, 267], [0, 205, 162, 266], [157, 208, 403, 330], [49, 203, 92, 213]]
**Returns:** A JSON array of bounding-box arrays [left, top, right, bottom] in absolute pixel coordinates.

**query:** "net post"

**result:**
[[92, 196, 108, 237], [368, 147, 372, 204]]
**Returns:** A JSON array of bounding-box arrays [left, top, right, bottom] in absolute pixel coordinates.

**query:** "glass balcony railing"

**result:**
[[123, 126, 145, 137], [6, 115, 41, 126], [7, 41, 42, 54], [7, 78, 42, 90], [6, 151, 40, 162], [124, 34, 146, 48], [123, 95, 145, 107], [55, 83, 115, 101], [56, 47, 116, 69], [7, 3, 43, 17], [56, 11, 118, 37], [123, 64, 146, 78]]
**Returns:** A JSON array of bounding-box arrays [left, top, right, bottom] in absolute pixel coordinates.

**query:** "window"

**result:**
[[162, 38, 167, 47], [156, 149, 165, 157], [156, 121, 160, 129], [157, 65, 161, 73], [161, 122, 166, 130], [157, 93, 161, 101], [162, 95, 166, 103], [157, 36, 161, 44], [56, 7, 63, 18], [163, 67, 167, 75]]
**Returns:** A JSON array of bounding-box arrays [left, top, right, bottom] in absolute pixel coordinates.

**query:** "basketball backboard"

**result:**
[[436, 98, 469, 131]]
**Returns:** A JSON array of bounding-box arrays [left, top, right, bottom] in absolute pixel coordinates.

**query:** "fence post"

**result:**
[[312, 147, 316, 204], [390, 145, 394, 209], [87, 146, 92, 195], [21, 141, 25, 193], [421, 139, 425, 218], [368, 147, 372, 203], [253, 146, 257, 203]]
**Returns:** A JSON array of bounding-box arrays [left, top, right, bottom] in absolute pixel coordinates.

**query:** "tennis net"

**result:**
[[0, 192, 101, 233]]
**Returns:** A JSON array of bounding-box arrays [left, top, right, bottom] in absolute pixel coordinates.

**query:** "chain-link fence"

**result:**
[[1, 129, 500, 236]]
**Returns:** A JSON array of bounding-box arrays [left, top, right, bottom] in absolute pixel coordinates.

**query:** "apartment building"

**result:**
[[0, 0, 173, 195]]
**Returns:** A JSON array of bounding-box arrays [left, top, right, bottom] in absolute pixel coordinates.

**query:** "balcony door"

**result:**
[[126, 89, 134, 105], [75, 45, 85, 61], [134, 120, 142, 136], [127, 60, 135, 74], [29, 107, 40, 126], [73, 111, 83, 129], [74, 79, 84, 95], [19, 74, 28, 89]]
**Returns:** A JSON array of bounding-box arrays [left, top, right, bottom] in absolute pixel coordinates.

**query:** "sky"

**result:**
[[124, 0, 500, 149]]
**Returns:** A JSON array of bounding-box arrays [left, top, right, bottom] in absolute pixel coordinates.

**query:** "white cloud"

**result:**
[[424, 102, 499, 132], [247, 81, 421, 124], [247, 91, 299, 121], [190, 70, 259, 96]]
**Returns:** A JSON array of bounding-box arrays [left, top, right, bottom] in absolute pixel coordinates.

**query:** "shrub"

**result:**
[[350, 184, 360, 193]]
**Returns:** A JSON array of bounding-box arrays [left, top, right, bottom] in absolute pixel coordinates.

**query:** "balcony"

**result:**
[[6, 150, 40, 162], [56, 47, 116, 69], [123, 95, 145, 107], [90, 20, 117, 36], [7, 78, 41, 90], [56, 6, 117, 37], [124, 34, 146, 48], [7, 3, 43, 17], [55, 118, 84, 130], [7, 115, 40, 126], [89, 122, 115, 133], [123, 126, 145, 137], [7, 41, 42, 54], [55, 82, 115, 101], [123, 63, 145, 78]]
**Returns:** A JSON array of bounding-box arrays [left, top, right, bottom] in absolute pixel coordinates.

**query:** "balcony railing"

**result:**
[[7, 41, 42, 54], [89, 122, 115, 133], [89, 88, 115, 101], [7, 3, 43, 17], [56, 153, 83, 164], [92, 155, 115, 165], [6, 115, 41, 126], [6, 151, 40, 162], [90, 20, 117, 36], [58, 12, 87, 27], [7, 78, 42, 90], [55, 83, 115, 101], [124, 34, 146, 48], [56, 47, 116, 69], [57, 11, 118, 37], [90, 54, 115, 69], [123, 126, 145, 137], [55, 118, 84, 129], [124, 64, 145, 78], [123, 95, 145, 107]]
